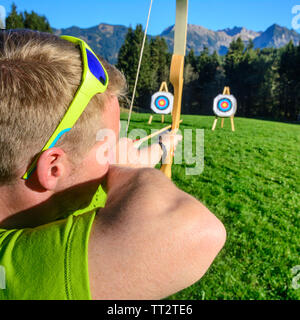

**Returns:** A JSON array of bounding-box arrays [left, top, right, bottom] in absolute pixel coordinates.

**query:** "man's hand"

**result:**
[[112, 132, 182, 168]]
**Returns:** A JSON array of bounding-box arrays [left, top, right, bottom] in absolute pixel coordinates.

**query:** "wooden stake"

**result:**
[[148, 115, 153, 125], [230, 116, 235, 131], [212, 117, 218, 131], [223, 86, 231, 95], [159, 81, 169, 92], [221, 118, 224, 128]]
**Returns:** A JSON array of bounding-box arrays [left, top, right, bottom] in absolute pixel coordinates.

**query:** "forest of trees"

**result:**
[[5, 3, 52, 33], [4, 4, 300, 121], [117, 25, 300, 121]]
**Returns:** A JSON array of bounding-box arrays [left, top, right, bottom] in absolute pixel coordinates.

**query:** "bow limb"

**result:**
[[160, 54, 184, 178], [160, 0, 188, 179]]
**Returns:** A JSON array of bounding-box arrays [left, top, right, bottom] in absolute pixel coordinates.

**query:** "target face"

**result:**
[[151, 92, 174, 114], [213, 94, 237, 117], [155, 96, 169, 110]]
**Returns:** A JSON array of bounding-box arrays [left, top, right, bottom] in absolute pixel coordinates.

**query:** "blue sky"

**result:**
[[0, 0, 299, 34]]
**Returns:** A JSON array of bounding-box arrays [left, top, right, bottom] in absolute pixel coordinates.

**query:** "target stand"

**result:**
[[148, 82, 173, 125], [212, 87, 236, 132]]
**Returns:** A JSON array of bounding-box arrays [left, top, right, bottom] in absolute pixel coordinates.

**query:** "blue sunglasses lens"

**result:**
[[86, 48, 107, 85]]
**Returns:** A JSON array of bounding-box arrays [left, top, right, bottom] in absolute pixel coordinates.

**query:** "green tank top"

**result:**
[[0, 185, 107, 300]]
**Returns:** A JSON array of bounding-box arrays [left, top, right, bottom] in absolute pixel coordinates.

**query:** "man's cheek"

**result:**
[[96, 143, 110, 165], [96, 128, 118, 165]]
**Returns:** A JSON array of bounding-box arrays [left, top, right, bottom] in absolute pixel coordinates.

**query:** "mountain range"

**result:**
[[54, 23, 300, 64]]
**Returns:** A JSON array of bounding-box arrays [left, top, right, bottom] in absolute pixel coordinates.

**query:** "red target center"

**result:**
[[221, 102, 228, 108], [158, 99, 166, 107]]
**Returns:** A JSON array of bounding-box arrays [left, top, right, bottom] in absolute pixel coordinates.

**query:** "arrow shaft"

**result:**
[[133, 120, 183, 148]]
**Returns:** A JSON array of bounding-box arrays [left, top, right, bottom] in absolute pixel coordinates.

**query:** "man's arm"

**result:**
[[114, 132, 182, 168], [88, 166, 226, 300]]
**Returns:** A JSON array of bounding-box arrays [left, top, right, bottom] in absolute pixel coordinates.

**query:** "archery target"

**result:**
[[213, 94, 237, 117], [151, 92, 174, 114]]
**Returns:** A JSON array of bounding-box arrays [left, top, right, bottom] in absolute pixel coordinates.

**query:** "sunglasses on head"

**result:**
[[22, 35, 109, 180]]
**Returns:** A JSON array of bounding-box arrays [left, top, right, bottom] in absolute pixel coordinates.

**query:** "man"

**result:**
[[0, 29, 226, 300]]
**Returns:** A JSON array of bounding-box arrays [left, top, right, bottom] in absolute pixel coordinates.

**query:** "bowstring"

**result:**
[[126, 0, 153, 135]]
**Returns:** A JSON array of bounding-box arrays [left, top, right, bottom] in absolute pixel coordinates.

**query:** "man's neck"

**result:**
[[0, 178, 102, 229], [0, 182, 55, 229]]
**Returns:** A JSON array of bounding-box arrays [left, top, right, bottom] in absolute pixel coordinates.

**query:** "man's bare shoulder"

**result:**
[[88, 166, 226, 300]]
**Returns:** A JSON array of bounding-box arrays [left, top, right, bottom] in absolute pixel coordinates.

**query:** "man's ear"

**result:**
[[36, 148, 67, 191]]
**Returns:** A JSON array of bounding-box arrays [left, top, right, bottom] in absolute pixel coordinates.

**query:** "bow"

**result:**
[[160, 0, 188, 179]]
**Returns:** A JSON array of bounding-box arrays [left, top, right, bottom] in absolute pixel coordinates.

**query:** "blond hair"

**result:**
[[0, 29, 127, 184]]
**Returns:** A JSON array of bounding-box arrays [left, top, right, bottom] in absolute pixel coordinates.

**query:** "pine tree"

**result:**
[[5, 3, 24, 29], [278, 41, 298, 119], [224, 38, 245, 77], [24, 10, 52, 33], [149, 36, 170, 92], [256, 48, 279, 118], [224, 38, 246, 114], [6, 3, 52, 33], [182, 47, 224, 115], [185, 48, 197, 71], [117, 24, 152, 109]]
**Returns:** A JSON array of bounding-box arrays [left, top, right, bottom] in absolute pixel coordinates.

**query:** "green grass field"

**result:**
[[121, 112, 300, 300]]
